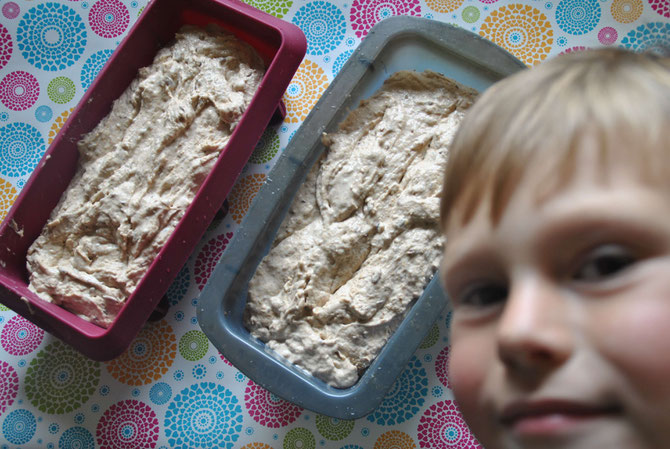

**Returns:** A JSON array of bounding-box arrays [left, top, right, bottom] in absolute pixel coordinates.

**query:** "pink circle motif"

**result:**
[[649, 0, 670, 18], [435, 345, 451, 388], [559, 45, 587, 55], [1, 315, 45, 356], [0, 24, 11, 71], [89, 0, 130, 38], [2, 2, 19, 19], [598, 27, 618, 45], [219, 352, 233, 366], [418, 400, 482, 449], [478, 0, 498, 3], [350, 0, 421, 38], [194, 232, 233, 290], [244, 380, 303, 428], [0, 71, 38, 111], [0, 361, 19, 416], [96, 400, 159, 449]]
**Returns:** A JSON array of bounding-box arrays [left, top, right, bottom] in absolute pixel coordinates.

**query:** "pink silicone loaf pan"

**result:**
[[0, 0, 306, 360]]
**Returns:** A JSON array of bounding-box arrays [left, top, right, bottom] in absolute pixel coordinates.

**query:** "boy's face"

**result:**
[[441, 165, 670, 449]]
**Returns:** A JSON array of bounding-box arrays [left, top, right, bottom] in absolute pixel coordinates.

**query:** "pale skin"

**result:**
[[440, 156, 670, 449]]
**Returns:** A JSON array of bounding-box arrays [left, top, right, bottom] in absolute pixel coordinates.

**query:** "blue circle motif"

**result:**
[[2, 409, 36, 445], [555, 0, 601, 35], [292, 1, 346, 55], [366, 356, 428, 425], [150, 382, 172, 405], [49, 423, 59, 434], [166, 264, 190, 306], [192, 364, 206, 379], [35, 105, 53, 122], [0, 122, 45, 178], [58, 426, 94, 449], [73, 413, 84, 424], [80, 49, 113, 91], [16, 3, 87, 71], [333, 49, 354, 76], [164, 382, 243, 449], [340, 446, 364, 449], [620, 22, 670, 55], [0, 112, 8, 121]]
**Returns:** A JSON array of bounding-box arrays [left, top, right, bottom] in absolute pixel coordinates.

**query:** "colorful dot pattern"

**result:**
[[0, 1, 667, 447]]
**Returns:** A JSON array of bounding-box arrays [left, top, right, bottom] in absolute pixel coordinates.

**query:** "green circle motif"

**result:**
[[419, 323, 440, 349], [0, 303, 10, 311], [243, 0, 293, 18], [249, 129, 281, 164], [178, 330, 209, 361], [462, 6, 480, 23], [47, 77, 76, 104], [315, 415, 354, 441], [284, 427, 316, 449], [24, 341, 101, 414]]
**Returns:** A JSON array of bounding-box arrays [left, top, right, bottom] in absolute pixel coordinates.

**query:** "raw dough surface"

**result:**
[[27, 25, 264, 327], [245, 70, 476, 388]]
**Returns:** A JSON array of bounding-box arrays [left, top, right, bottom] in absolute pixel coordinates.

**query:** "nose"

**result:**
[[497, 275, 575, 378]]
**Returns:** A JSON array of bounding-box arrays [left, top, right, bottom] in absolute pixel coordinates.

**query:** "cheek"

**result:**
[[448, 330, 494, 416]]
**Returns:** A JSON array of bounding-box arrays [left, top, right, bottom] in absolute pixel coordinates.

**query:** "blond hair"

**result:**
[[440, 48, 670, 230]]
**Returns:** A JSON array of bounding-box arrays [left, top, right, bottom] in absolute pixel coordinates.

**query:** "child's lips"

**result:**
[[500, 399, 621, 437]]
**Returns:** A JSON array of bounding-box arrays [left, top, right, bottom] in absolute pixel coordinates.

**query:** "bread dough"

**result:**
[[26, 25, 264, 328], [245, 70, 476, 388]]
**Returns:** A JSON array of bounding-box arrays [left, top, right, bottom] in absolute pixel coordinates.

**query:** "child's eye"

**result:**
[[573, 244, 636, 282], [457, 283, 508, 308]]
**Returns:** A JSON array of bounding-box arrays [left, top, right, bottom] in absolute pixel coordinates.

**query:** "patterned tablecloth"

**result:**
[[0, 0, 669, 448]]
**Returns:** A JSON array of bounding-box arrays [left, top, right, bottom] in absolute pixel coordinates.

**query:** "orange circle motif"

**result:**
[[228, 173, 267, 224], [105, 320, 177, 385], [375, 430, 417, 449], [240, 443, 274, 449], [283, 59, 329, 124], [0, 178, 17, 222], [426, 0, 464, 13], [48, 108, 74, 144], [611, 0, 643, 23], [479, 4, 553, 66]]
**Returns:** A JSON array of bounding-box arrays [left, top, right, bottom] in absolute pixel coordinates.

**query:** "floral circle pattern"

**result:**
[[0, 178, 18, 222], [89, 0, 130, 38], [228, 173, 267, 224], [194, 232, 233, 289], [316, 415, 354, 440], [367, 356, 428, 425], [649, 0, 670, 18], [462, 6, 480, 23], [598, 26, 618, 44], [0, 122, 45, 178], [81, 49, 114, 90], [418, 400, 481, 448], [419, 323, 440, 349], [96, 400, 159, 449], [479, 4, 554, 66], [611, 0, 643, 23], [165, 382, 243, 449], [2, 2, 20, 19], [59, 426, 95, 449], [243, 0, 293, 18], [555, 0, 601, 35], [350, 0, 421, 38], [0, 24, 13, 71], [49, 108, 73, 144], [333, 49, 354, 76], [374, 430, 416, 449], [36, 105, 53, 122], [426, 0, 463, 13], [2, 409, 36, 445], [245, 380, 303, 428], [179, 330, 209, 361], [1, 314, 44, 356], [241, 443, 273, 449], [284, 59, 329, 123], [621, 22, 670, 54], [16, 3, 87, 71], [0, 71, 40, 111], [24, 341, 101, 414], [166, 263, 190, 306], [284, 427, 316, 449], [47, 76, 76, 104], [293, 2, 346, 55], [106, 320, 177, 385], [249, 129, 281, 164], [435, 345, 451, 388], [0, 361, 19, 416]]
